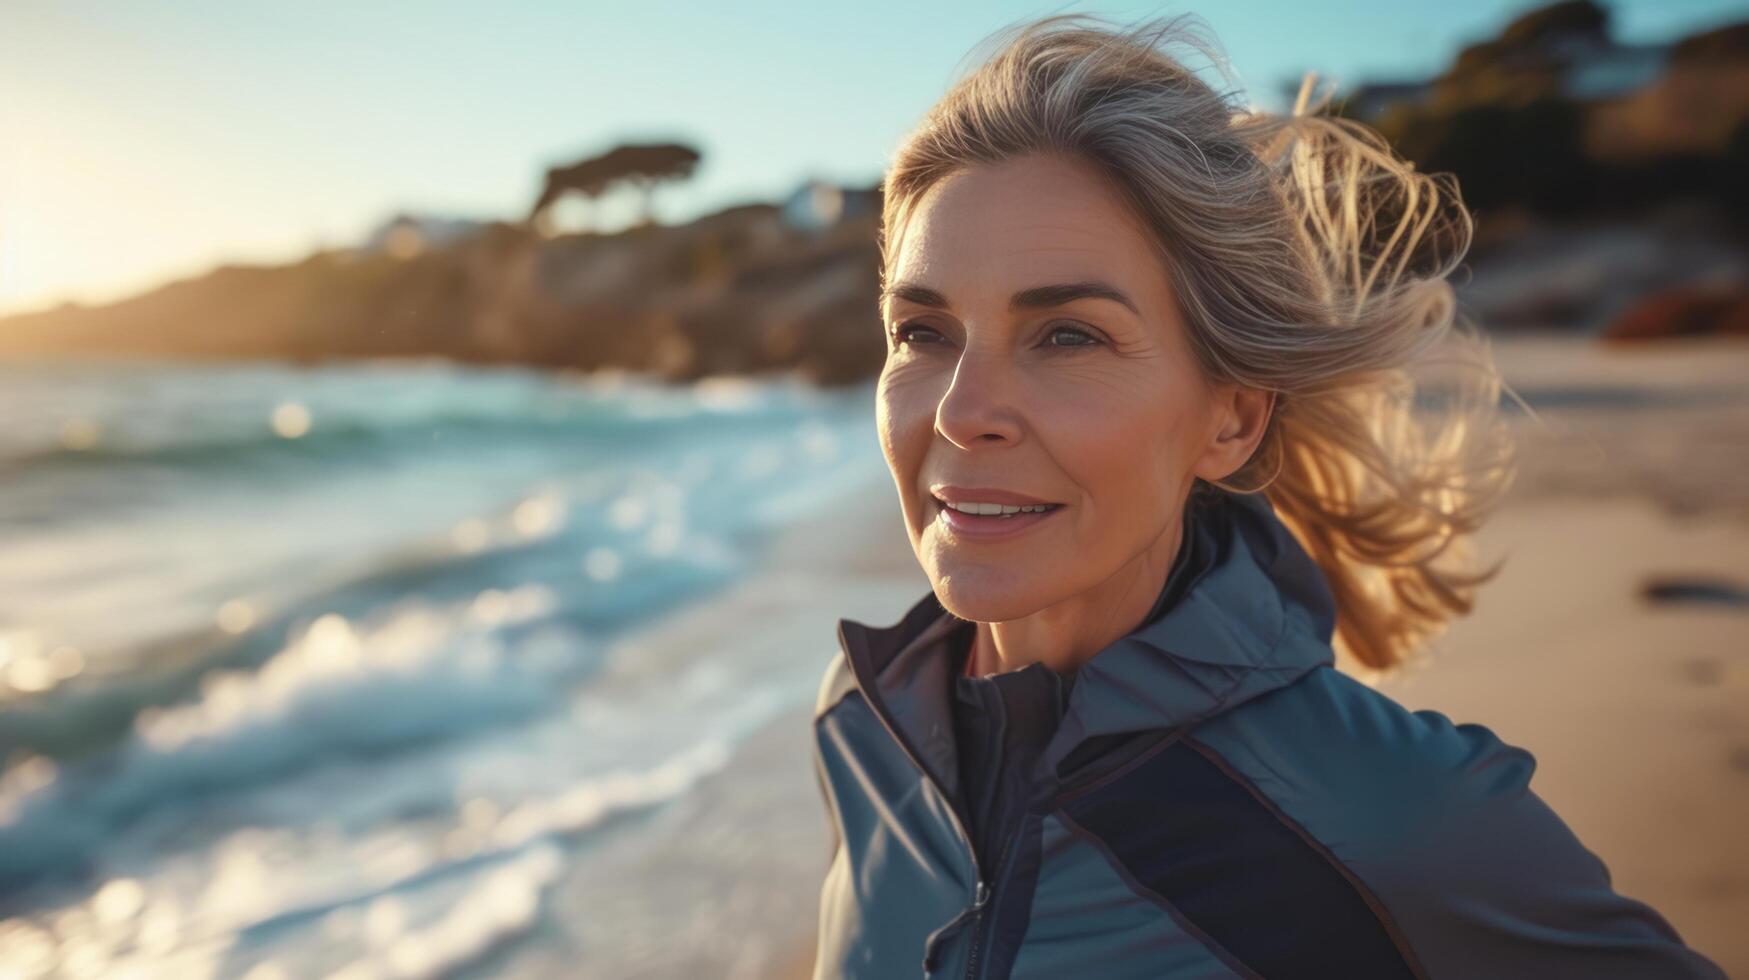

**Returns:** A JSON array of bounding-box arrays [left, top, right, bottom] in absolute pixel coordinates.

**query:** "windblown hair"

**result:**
[[879, 14, 1519, 676]]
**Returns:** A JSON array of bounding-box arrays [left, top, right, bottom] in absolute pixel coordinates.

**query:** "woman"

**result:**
[[809, 13, 1726, 980]]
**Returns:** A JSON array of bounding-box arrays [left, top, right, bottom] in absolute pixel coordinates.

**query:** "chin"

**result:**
[[928, 567, 1052, 624]]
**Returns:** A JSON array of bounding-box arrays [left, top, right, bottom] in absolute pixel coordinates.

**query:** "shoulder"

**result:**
[[1190, 664, 1537, 832], [813, 649, 858, 723], [1186, 667, 1725, 978], [1187, 665, 1577, 886], [1205, 665, 1586, 880]]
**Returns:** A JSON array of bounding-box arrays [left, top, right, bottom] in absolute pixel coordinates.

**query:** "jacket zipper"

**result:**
[[958, 733, 1184, 976], [963, 818, 1024, 979]]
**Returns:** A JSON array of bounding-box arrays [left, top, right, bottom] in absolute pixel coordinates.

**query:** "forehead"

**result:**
[[887, 154, 1168, 304]]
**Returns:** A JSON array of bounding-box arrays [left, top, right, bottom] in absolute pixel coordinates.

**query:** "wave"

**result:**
[[1, 407, 657, 479], [0, 369, 828, 479], [314, 843, 559, 980], [0, 586, 595, 886], [239, 739, 735, 978], [319, 843, 567, 980], [40, 736, 738, 977], [0, 489, 744, 764]]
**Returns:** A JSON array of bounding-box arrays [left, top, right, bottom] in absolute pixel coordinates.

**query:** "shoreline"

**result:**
[[553, 469, 923, 979]]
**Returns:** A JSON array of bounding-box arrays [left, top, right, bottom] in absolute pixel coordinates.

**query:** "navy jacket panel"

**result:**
[[1012, 811, 1251, 979], [1189, 665, 1729, 979]]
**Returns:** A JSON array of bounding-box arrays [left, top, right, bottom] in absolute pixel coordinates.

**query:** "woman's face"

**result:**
[[878, 152, 1267, 624]]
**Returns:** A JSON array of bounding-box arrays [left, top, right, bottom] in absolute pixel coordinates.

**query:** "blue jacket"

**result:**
[[810, 489, 1726, 978]]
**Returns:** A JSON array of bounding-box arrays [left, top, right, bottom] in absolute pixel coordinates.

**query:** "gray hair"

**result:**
[[880, 13, 1518, 673]]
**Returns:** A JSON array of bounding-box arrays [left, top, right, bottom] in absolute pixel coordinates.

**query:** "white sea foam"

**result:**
[[0, 585, 580, 880], [322, 843, 565, 980], [1, 735, 738, 980]]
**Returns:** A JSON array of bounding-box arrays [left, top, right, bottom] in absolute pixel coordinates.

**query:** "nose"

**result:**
[[934, 344, 1024, 450]]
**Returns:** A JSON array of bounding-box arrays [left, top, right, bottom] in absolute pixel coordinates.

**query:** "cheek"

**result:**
[[875, 370, 936, 482], [1035, 374, 1191, 513]]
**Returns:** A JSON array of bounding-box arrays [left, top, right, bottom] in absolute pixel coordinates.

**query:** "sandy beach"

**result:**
[[610, 333, 1749, 978], [1368, 334, 1749, 972]]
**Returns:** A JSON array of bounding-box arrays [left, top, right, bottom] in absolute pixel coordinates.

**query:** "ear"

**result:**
[[1191, 383, 1275, 484]]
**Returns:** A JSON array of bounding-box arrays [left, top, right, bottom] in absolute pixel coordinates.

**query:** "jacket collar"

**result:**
[[834, 488, 1337, 798]]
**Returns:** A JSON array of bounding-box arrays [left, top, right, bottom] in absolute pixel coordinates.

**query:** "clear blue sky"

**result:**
[[1, 0, 1741, 316]]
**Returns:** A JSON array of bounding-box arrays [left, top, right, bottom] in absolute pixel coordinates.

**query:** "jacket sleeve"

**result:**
[[1362, 713, 1728, 979]]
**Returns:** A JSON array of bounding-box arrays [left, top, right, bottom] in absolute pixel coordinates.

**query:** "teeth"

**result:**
[[942, 500, 1057, 516]]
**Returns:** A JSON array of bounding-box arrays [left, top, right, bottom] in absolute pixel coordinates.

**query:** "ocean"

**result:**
[[0, 357, 887, 978]]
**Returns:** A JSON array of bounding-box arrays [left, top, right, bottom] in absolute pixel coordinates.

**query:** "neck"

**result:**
[[967, 510, 1186, 677]]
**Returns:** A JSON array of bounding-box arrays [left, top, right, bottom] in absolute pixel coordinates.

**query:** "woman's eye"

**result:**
[[890, 322, 943, 347], [1046, 324, 1101, 349]]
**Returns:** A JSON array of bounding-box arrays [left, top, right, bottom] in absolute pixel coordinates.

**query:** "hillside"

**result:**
[[0, 199, 887, 386]]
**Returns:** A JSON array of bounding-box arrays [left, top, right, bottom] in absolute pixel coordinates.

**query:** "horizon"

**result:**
[[2, 0, 1742, 318]]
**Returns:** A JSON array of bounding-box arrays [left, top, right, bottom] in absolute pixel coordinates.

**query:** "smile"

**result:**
[[931, 496, 1064, 539]]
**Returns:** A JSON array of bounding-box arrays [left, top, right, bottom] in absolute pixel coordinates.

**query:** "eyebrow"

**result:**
[[880, 279, 1142, 318]]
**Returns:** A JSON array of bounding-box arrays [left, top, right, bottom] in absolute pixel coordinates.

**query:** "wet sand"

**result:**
[[690, 333, 1748, 978]]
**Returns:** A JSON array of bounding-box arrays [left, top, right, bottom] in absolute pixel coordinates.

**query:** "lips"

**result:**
[[928, 490, 1065, 540]]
